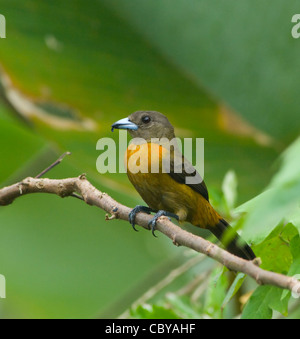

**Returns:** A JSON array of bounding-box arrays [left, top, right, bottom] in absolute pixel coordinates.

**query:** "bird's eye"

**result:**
[[142, 116, 151, 124]]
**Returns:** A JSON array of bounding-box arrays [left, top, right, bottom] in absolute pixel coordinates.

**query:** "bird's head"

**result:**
[[111, 111, 175, 141]]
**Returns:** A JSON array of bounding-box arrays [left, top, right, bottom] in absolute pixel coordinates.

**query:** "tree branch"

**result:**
[[1, 174, 300, 294]]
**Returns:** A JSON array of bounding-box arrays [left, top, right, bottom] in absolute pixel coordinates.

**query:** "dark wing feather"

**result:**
[[166, 153, 209, 201]]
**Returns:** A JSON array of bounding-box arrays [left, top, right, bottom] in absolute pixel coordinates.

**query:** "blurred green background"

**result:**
[[0, 0, 299, 318]]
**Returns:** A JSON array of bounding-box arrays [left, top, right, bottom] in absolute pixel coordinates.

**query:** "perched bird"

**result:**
[[111, 111, 255, 260]]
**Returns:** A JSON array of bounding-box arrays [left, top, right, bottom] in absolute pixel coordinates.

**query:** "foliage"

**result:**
[[129, 138, 300, 319]]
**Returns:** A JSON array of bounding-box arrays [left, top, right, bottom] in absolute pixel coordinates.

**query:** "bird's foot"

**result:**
[[148, 210, 179, 237], [128, 205, 154, 232]]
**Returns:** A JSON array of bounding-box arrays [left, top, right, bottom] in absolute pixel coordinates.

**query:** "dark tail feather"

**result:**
[[208, 219, 256, 261]]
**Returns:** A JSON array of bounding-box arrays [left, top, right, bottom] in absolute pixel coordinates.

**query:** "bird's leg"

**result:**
[[128, 205, 155, 232], [148, 210, 179, 237]]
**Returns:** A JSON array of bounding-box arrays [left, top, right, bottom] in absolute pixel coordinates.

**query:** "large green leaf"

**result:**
[[103, 0, 300, 142], [241, 285, 289, 319], [236, 138, 300, 244]]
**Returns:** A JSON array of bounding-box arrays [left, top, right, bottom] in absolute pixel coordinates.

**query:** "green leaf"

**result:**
[[130, 304, 180, 319], [236, 138, 300, 244], [242, 285, 289, 319], [165, 294, 201, 319], [204, 268, 228, 319], [222, 273, 246, 309], [284, 235, 300, 299], [252, 223, 296, 274], [222, 170, 238, 213], [288, 235, 300, 275], [282, 235, 300, 300], [103, 0, 300, 142], [271, 137, 300, 187], [289, 211, 300, 233]]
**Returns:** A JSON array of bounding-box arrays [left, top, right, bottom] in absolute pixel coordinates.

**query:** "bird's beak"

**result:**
[[111, 117, 138, 132]]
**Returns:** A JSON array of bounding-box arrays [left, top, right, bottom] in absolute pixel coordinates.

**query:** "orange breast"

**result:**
[[126, 142, 166, 174], [125, 142, 220, 228]]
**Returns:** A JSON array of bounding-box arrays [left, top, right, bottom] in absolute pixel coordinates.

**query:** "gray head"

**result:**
[[111, 111, 175, 141]]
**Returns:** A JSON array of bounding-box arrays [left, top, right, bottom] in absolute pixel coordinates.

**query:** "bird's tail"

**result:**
[[208, 219, 256, 261]]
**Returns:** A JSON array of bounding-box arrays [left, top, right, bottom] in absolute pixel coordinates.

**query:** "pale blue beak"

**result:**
[[111, 117, 138, 132]]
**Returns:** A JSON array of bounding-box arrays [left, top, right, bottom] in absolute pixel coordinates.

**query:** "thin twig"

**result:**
[[70, 193, 84, 201], [35, 152, 71, 179], [35, 151, 82, 202]]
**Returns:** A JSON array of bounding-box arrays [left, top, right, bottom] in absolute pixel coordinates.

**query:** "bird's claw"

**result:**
[[148, 210, 179, 237], [128, 205, 153, 232]]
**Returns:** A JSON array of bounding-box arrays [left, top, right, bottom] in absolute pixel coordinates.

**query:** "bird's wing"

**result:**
[[164, 151, 209, 202]]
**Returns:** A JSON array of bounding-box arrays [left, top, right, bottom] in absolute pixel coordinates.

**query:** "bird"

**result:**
[[111, 111, 256, 261]]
